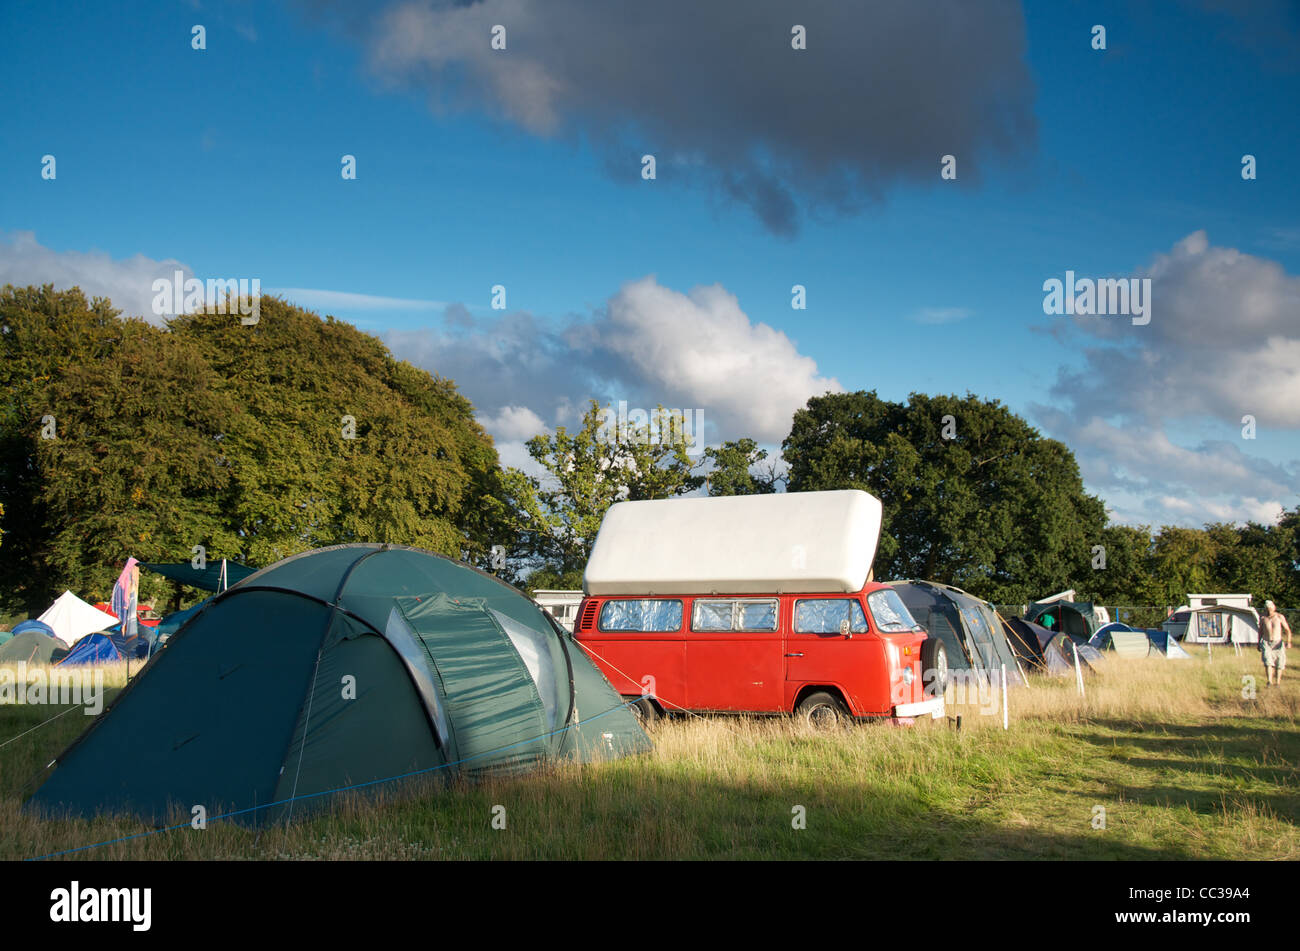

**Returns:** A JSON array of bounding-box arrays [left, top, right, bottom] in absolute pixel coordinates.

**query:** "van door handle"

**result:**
[[784, 652, 804, 658]]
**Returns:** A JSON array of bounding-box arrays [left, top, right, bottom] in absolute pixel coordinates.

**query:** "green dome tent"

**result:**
[[0, 629, 68, 665], [25, 544, 651, 826]]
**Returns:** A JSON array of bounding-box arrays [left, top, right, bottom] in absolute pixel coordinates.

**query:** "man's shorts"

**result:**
[[1262, 640, 1286, 670]]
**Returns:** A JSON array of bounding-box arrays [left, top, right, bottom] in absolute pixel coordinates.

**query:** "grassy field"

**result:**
[[1, 645, 1296, 860]]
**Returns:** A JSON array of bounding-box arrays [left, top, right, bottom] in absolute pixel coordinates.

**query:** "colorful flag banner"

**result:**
[[112, 556, 140, 641]]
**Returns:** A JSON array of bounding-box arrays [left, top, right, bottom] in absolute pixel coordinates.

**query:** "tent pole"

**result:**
[[1072, 641, 1085, 698], [1001, 664, 1008, 731]]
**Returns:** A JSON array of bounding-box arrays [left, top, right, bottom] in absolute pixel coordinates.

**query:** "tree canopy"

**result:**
[[783, 390, 1109, 604], [0, 286, 511, 612], [2, 284, 1295, 616]]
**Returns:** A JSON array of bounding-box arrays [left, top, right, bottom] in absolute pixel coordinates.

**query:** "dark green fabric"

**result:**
[[268, 612, 446, 823], [559, 638, 655, 761], [398, 594, 550, 778], [891, 581, 1024, 684], [27, 590, 327, 824], [141, 561, 257, 592], [1026, 601, 1098, 640], [26, 544, 651, 827]]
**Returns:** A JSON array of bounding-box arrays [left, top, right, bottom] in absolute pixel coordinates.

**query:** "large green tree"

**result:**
[[0, 288, 515, 611], [168, 299, 508, 567], [783, 390, 1107, 603], [1, 285, 127, 610]]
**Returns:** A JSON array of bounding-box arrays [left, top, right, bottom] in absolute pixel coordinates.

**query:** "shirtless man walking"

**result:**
[[1261, 600, 1292, 686]]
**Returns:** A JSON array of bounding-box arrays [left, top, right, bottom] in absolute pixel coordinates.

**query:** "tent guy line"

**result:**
[[26, 694, 642, 862], [0, 703, 83, 753]]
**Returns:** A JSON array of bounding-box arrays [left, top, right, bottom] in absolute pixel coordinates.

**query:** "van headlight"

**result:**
[[902, 667, 914, 685]]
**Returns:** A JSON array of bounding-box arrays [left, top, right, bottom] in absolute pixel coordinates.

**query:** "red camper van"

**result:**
[[573, 490, 947, 726]]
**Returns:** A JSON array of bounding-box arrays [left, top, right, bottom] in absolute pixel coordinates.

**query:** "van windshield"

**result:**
[[868, 590, 923, 633]]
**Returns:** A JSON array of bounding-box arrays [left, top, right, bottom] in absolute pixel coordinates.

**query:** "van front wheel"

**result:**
[[628, 697, 658, 726], [796, 691, 848, 729], [921, 639, 949, 696]]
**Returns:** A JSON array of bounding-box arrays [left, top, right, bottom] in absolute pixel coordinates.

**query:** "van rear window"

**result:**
[[598, 599, 683, 632], [691, 599, 778, 632]]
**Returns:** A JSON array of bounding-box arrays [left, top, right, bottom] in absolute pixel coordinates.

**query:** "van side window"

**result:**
[[599, 599, 683, 632], [737, 600, 778, 631], [691, 599, 779, 632], [794, 599, 869, 634], [693, 600, 733, 631]]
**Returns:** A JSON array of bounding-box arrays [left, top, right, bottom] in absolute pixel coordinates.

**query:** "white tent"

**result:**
[[36, 590, 119, 647], [1164, 604, 1260, 645]]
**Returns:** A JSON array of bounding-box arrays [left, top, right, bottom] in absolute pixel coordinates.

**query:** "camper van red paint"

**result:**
[[574, 490, 945, 723]]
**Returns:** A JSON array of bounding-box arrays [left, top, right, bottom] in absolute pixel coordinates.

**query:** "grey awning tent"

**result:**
[[141, 560, 256, 593], [890, 580, 1026, 685]]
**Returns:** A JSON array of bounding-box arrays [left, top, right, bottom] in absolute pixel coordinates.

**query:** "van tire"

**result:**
[[921, 639, 949, 697], [796, 691, 848, 729], [628, 697, 658, 726]]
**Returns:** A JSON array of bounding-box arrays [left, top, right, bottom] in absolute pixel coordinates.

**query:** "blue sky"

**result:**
[[2, 0, 1298, 527]]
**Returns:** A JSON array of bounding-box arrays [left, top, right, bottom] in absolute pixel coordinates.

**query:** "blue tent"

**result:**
[[1091, 622, 1190, 659], [56, 632, 149, 666], [12, 619, 57, 639], [1145, 629, 1191, 658]]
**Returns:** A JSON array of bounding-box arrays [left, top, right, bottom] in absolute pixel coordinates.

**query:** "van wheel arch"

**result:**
[[793, 687, 851, 728]]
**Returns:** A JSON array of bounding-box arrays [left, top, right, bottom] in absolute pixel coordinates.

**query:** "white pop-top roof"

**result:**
[[583, 489, 883, 596], [37, 590, 119, 646], [1187, 593, 1253, 609]]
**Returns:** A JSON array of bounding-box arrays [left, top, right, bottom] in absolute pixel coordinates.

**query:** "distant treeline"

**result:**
[[2, 284, 1296, 617]]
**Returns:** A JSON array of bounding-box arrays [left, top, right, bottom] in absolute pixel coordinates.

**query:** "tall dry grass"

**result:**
[[2, 644, 1296, 860]]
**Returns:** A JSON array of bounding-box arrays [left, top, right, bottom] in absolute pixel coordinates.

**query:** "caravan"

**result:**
[[574, 490, 947, 725]]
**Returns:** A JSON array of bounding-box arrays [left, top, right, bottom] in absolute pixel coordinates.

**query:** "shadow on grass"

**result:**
[[5, 757, 1214, 862], [1056, 717, 1300, 824]]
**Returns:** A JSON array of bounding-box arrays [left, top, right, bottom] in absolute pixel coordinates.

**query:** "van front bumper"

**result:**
[[893, 696, 945, 719]]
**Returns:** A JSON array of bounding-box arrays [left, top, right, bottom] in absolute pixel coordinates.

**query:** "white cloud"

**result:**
[[388, 276, 840, 450], [477, 405, 545, 442], [0, 231, 193, 323], [1034, 231, 1300, 527], [1056, 230, 1300, 427], [582, 277, 842, 442], [265, 287, 446, 312]]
